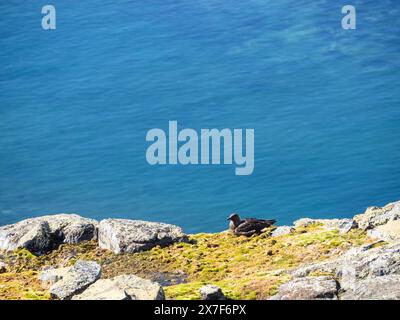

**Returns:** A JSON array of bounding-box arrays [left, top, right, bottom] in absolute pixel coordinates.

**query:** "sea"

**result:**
[[1, 0, 399, 233]]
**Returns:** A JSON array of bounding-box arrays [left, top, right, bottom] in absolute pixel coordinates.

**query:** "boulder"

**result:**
[[98, 219, 187, 254], [39, 266, 72, 287], [72, 274, 164, 300], [270, 276, 339, 300], [271, 226, 295, 237], [199, 285, 226, 300], [354, 201, 400, 230], [0, 214, 98, 255], [339, 243, 400, 290], [294, 218, 316, 228], [293, 218, 356, 233], [367, 220, 400, 242], [340, 275, 400, 300], [49, 260, 101, 300]]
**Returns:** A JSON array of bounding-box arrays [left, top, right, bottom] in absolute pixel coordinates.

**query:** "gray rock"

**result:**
[[340, 275, 400, 300], [199, 285, 226, 300], [294, 218, 356, 234], [98, 219, 187, 254], [354, 201, 400, 230], [0, 261, 7, 273], [367, 220, 400, 242], [291, 260, 339, 278], [72, 275, 164, 300], [49, 260, 101, 300], [294, 218, 316, 228], [0, 214, 98, 255], [271, 226, 295, 237], [39, 266, 72, 287], [270, 276, 339, 300], [339, 243, 400, 290]]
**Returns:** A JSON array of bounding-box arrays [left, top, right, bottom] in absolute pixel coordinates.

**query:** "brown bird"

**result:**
[[227, 213, 276, 237]]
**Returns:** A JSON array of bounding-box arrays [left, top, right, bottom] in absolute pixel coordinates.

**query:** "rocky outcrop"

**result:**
[[340, 275, 400, 300], [0, 214, 98, 255], [271, 226, 295, 237], [354, 201, 400, 230], [49, 260, 101, 300], [72, 275, 164, 300], [98, 219, 187, 254], [291, 259, 339, 278], [339, 243, 400, 290], [199, 285, 226, 300], [270, 276, 339, 300], [294, 218, 356, 234], [367, 220, 400, 242]]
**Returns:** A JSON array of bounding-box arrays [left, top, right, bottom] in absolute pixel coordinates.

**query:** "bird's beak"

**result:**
[[226, 217, 231, 221]]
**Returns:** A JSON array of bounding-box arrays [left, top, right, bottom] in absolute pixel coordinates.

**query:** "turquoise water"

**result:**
[[1, 1, 399, 233]]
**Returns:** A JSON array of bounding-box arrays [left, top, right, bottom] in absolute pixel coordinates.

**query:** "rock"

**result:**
[[49, 260, 101, 300], [294, 218, 316, 228], [291, 260, 339, 278], [339, 243, 400, 290], [0, 261, 7, 273], [72, 275, 164, 300], [271, 226, 295, 237], [340, 275, 400, 300], [39, 266, 72, 287], [294, 218, 356, 234], [98, 219, 187, 254], [0, 214, 98, 255], [199, 285, 226, 300], [270, 276, 339, 300], [367, 220, 400, 242], [354, 201, 400, 230]]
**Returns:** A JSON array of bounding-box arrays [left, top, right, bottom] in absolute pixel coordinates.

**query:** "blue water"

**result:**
[[1, 1, 399, 233]]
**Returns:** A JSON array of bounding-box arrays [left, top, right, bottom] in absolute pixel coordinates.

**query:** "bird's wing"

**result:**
[[234, 220, 257, 233], [235, 219, 276, 233]]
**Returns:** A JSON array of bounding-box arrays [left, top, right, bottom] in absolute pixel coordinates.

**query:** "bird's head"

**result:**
[[227, 213, 241, 223]]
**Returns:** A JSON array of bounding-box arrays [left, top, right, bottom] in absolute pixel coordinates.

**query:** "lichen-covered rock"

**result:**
[[339, 243, 400, 290], [294, 218, 356, 234], [199, 285, 226, 300], [49, 260, 101, 300], [270, 276, 339, 300], [0, 214, 98, 255], [340, 275, 400, 300], [271, 226, 295, 237], [291, 260, 339, 278], [354, 201, 400, 230], [294, 218, 316, 228], [98, 219, 187, 254], [39, 266, 72, 287], [367, 220, 400, 242], [72, 275, 164, 300]]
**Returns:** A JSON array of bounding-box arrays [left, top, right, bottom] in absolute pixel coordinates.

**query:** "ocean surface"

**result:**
[[1, 1, 399, 233]]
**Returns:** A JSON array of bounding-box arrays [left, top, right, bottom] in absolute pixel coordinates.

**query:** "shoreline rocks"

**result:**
[[98, 219, 188, 254], [0, 214, 98, 255]]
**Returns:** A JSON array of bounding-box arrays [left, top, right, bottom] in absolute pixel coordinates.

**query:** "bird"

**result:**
[[227, 213, 276, 237]]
